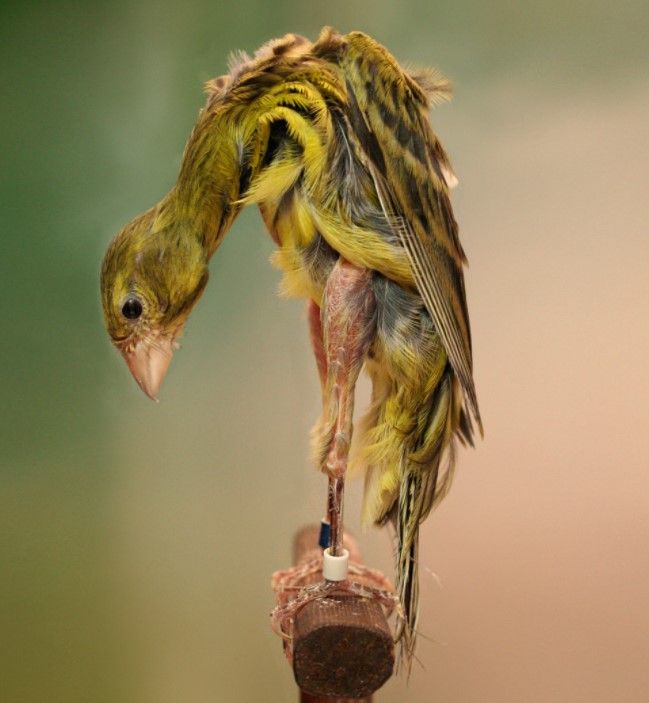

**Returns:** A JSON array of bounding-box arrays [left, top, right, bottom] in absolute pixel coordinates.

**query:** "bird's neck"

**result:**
[[163, 103, 255, 256], [162, 70, 341, 257]]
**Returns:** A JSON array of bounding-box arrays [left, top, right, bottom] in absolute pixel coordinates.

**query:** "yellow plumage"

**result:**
[[100, 27, 481, 668]]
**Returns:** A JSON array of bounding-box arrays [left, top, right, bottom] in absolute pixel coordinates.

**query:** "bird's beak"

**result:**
[[120, 332, 179, 401]]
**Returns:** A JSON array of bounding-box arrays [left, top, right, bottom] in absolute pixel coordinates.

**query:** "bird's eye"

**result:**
[[121, 297, 143, 320]]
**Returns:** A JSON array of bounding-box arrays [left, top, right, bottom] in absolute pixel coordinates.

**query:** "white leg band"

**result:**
[[323, 547, 349, 581]]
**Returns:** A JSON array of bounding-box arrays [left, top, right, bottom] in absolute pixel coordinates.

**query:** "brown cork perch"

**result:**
[[288, 525, 395, 701]]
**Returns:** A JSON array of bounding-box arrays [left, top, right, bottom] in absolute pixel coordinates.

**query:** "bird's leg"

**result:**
[[308, 299, 336, 549], [318, 259, 376, 557], [307, 299, 328, 400], [308, 299, 338, 550]]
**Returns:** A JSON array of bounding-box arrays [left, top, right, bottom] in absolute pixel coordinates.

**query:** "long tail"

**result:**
[[395, 470, 423, 667], [354, 346, 473, 669], [394, 445, 451, 668], [396, 373, 471, 670]]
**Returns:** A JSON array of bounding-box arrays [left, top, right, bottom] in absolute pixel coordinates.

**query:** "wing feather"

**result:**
[[339, 32, 482, 431]]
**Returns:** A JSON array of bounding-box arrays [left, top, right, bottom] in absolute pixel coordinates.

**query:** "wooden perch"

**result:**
[[287, 525, 395, 701]]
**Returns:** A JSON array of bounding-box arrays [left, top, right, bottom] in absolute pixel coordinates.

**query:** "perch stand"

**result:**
[[274, 525, 395, 701]]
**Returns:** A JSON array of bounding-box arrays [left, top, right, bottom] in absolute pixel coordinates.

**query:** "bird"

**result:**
[[100, 27, 481, 666]]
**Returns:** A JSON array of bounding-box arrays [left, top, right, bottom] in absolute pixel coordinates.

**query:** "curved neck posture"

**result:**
[[162, 60, 344, 257], [170, 102, 251, 255]]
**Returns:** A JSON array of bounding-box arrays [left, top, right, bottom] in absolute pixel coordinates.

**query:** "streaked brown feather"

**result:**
[[336, 32, 482, 434]]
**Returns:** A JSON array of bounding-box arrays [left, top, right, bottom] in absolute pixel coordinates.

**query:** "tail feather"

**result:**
[[361, 369, 463, 670], [394, 452, 446, 669], [395, 471, 422, 668], [354, 345, 472, 670]]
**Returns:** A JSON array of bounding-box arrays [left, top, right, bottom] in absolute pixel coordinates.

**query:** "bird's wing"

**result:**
[[338, 32, 482, 431]]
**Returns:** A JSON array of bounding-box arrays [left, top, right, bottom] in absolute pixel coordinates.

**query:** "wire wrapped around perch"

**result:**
[[271, 551, 402, 662]]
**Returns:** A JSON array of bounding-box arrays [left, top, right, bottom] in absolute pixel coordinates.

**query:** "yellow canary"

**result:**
[[100, 28, 481, 665]]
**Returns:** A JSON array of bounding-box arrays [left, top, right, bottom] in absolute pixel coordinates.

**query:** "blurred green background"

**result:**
[[2, 1, 648, 701]]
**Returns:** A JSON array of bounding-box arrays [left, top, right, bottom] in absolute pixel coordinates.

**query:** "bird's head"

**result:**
[[100, 207, 209, 400]]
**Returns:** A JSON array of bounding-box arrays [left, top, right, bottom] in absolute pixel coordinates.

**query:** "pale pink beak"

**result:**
[[120, 334, 177, 401]]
